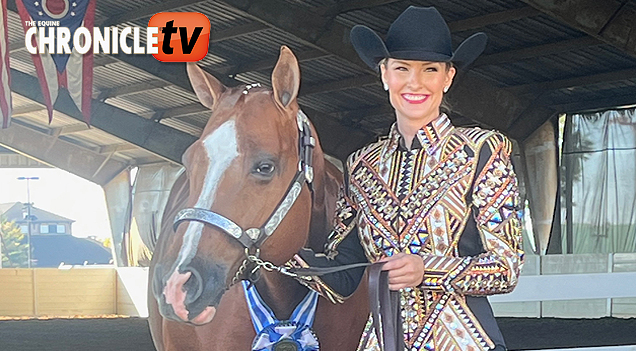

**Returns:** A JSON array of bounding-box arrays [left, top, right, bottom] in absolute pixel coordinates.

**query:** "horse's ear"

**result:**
[[187, 63, 226, 110], [271, 46, 300, 109]]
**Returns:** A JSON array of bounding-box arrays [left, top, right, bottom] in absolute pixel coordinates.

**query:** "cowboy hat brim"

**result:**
[[350, 25, 487, 70]]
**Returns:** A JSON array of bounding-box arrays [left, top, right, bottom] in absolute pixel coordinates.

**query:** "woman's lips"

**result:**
[[401, 93, 429, 104]]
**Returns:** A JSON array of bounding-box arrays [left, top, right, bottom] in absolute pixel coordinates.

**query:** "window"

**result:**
[[38, 223, 67, 234], [20, 225, 28, 234]]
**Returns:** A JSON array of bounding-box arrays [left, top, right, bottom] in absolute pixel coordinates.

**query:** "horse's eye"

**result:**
[[253, 161, 276, 177]]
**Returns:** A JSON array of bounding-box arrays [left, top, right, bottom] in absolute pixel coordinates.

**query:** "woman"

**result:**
[[293, 6, 524, 351]]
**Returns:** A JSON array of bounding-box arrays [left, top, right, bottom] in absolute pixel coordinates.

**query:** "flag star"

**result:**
[[72, 2, 77, 6], [38, 11, 43, 15], [71, 11, 75, 16], [34, 1, 39, 6]]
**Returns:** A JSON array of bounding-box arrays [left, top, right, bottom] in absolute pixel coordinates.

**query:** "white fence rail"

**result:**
[[490, 272, 636, 303], [490, 253, 636, 318]]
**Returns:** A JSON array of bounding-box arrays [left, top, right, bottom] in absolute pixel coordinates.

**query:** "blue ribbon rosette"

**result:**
[[242, 281, 320, 351]]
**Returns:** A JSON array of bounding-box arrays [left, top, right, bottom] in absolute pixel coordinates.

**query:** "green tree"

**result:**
[[0, 220, 29, 268]]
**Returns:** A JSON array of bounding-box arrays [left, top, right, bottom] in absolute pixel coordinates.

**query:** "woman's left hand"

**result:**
[[379, 253, 425, 290]]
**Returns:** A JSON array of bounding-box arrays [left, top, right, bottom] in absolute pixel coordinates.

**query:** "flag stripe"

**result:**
[[82, 0, 95, 124], [67, 51, 83, 108], [0, 0, 12, 128], [16, 0, 95, 125], [15, 0, 56, 122]]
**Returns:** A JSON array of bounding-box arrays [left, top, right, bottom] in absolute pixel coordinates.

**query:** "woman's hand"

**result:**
[[379, 253, 425, 290]]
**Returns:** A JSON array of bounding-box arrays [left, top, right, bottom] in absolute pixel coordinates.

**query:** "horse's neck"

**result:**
[[255, 271, 308, 320], [308, 156, 342, 250], [249, 154, 342, 320]]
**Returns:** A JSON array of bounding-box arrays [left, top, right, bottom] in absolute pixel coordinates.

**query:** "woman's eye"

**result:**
[[425, 67, 438, 72], [395, 66, 407, 71]]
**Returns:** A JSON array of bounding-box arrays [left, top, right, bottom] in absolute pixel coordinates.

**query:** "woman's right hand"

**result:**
[[378, 253, 425, 290]]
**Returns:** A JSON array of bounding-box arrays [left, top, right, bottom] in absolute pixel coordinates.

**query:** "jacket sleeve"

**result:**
[[287, 163, 368, 303], [420, 133, 524, 295]]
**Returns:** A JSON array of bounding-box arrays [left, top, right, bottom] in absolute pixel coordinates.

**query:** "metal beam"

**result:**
[[48, 123, 91, 137], [98, 143, 139, 154], [211, 22, 270, 43], [300, 75, 378, 95], [521, 0, 636, 59], [317, 0, 404, 17], [546, 93, 636, 114], [219, 49, 328, 76], [96, 79, 171, 101], [159, 103, 206, 119], [100, 0, 205, 27], [11, 105, 46, 116], [0, 121, 128, 185], [448, 6, 541, 32], [10, 69, 197, 164], [507, 67, 636, 95], [474, 36, 602, 67], [330, 105, 394, 122]]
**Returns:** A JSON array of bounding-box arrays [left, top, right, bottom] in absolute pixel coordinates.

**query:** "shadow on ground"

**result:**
[[0, 317, 635, 350]]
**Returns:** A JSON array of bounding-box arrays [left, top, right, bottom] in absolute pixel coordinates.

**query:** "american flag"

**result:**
[[0, 0, 12, 129], [16, 0, 95, 125]]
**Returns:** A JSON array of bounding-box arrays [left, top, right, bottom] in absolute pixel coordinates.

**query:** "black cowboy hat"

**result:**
[[350, 6, 487, 70]]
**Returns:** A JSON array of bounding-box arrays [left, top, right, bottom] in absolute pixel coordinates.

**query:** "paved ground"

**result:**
[[0, 317, 635, 350]]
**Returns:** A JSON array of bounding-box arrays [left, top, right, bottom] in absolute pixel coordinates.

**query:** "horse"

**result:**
[[147, 46, 369, 351]]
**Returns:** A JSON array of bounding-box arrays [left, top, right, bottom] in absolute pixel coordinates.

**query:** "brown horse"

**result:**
[[148, 46, 368, 351]]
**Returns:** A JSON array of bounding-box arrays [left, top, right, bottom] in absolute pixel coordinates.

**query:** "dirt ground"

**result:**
[[0, 317, 635, 350]]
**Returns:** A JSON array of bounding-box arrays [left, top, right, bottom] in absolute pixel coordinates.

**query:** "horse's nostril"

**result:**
[[182, 268, 205, 305]]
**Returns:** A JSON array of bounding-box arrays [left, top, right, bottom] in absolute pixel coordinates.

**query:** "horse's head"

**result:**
[[152, 46, 319, 325]]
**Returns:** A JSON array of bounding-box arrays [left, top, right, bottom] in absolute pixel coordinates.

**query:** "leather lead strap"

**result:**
[[369, 263, 404, 351], [292, 262, 404, 351]]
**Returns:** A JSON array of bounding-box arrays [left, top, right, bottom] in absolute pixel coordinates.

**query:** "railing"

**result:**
[[1, 253, 635, 319], [490, 253, 636, 318], [0, 266, 148, 318]]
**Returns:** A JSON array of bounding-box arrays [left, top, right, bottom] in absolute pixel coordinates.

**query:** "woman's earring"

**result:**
[[383, 83, 389, 91], [443, 86, 449, 93]]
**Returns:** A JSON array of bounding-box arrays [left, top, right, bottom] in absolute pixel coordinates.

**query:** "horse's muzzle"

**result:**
[[152, 259, 228, 325]]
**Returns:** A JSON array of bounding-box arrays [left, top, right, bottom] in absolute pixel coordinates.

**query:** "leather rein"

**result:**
[[292, 262, 403, 351]]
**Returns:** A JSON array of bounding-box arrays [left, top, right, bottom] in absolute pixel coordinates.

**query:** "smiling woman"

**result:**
[[380, 59, 455, 147], [297, 6, 524, 351]]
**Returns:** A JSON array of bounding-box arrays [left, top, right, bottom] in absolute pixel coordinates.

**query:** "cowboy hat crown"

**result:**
[[350, 6, 487, 70]]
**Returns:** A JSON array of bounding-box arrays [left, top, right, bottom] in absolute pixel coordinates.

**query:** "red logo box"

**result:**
[[149, 12, 210, 62]]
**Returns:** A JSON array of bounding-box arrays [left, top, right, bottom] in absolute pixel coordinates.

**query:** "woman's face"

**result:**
[[381, 59, 456, 125]]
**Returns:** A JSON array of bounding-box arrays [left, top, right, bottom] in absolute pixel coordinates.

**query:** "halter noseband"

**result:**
[[173, 109, 316, 285]]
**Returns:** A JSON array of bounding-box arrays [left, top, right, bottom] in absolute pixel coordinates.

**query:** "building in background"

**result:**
[[0, 202, 112, 267]]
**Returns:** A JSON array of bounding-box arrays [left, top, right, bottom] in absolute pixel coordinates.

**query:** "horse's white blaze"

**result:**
[[175, 120, 239, 268]]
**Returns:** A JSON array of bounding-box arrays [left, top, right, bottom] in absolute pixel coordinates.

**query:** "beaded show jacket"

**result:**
[[311, 114, 525, 351]]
